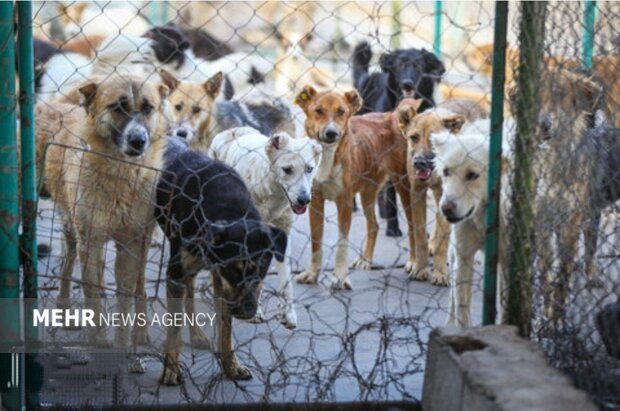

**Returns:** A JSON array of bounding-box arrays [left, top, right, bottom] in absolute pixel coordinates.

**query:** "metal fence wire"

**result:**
[[0, 0, 617, 409]]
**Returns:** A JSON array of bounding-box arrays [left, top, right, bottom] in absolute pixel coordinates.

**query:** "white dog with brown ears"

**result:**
[[431, 119, 514, 326], [209, 127, 322, 328]]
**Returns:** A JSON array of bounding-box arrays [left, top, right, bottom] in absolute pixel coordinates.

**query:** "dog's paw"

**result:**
[[190, 328, 212, 351], [586, 277, 605, 289], [132, 328, 151, 346], [330, 277, 352, 291], [128, 357, 147, 374], [385, 226, 403, 238], [409, 265, 430, 282], [159, 365, 182, 386], [296, 270, 319, 285], [224, 362, 252, 380], [404, 259, 416, 274], [246, 306, 266, 324], [430, 270, 449, 287], [278, 304, 298, 329], [352, 257, 372, 270]]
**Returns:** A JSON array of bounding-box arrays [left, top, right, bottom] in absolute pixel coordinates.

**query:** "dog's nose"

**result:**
[[441, 200, 456, 217], [413, 156, 431, 170], [176, 128, 188, 139], [401, 80, 415, 92], [296, 194, 310, 206], [127, 131, 148, 154], [324, 128, 339, 142]]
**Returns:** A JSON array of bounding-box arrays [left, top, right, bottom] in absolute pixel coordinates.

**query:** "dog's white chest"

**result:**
[[317, 163, 344, 201]]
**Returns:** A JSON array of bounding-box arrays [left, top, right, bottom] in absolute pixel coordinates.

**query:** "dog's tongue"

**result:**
[[416, 168, 432, 180], [292, 203, 307, 215]]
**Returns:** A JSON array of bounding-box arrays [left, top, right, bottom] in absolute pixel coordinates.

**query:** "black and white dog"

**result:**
[[352, 41, 445, 236], [156, 139, 287, 383]]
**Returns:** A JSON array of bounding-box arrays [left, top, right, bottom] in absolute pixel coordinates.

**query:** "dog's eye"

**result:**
[[142, 104, 153, 115], [305, 165, 314, 174], [282, 166, 293, 175], [443, 168, 450, 177], [174, 103, 183, 112], [336, 107, 345, 116], [315, 107, 324, 116], [466, 171, 480, 181], [410, 134, 420, 144], [192, 106, 201, 115]]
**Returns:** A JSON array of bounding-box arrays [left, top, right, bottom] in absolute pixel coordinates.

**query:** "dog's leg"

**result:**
[[430, 185, 450, 286], [446, 226, 477, 327], [409, 184, 430, 281], [213, 271, 252, 380], [446, 236, 458, 325], [160, 245, 186, 386], [276, 229, 297, 328], [332, 192, 353, 290], [57, 218, 77, 309], [381, 183, 402, 237], [185, 273, 211, 350], [393, 178, 417, 276], [584, 211, 603, 288], [552, 217, 582, 325], [297, 191, 324, 285], [77, 231, 109, 347], [132, 228, 153, 347], [113, 238, 143, 350], [352, 185, 381, 270]]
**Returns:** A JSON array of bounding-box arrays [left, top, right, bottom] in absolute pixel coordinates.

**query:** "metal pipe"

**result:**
[[391, 0, 402, 49], [434, 1, 442, 57], [482, 1, 509, 326], [582, 0, 596, 70]]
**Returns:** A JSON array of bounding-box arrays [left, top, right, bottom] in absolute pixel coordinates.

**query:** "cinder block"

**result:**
[[422, 325, 597, 411]]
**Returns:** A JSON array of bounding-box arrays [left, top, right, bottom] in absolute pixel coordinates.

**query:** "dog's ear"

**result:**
[[78, 82, 98, 110], [398, 105, 416, 130], [379, 52, 396, 71], [442, 115, 466, 134], [423, 50, 446, 79], [73, 2, 88, 19], [294, 85, 317, 111], [203, 72, 224, 99], [265, 132, 291, 158], [344, 89, 363, 114], [268, 225, 288, 262], [575, 75, 603, 114], [159, 69, 179, 94]]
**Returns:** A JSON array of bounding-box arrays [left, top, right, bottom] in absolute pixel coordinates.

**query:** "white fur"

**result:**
[[431, 119, 514, 326], [63, 6, 149, 39], [38, 52, 93, 102], [209, 127, 322, 328]]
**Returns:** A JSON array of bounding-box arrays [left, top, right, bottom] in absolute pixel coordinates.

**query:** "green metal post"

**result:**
[[391, 0, 402, 49], [18, 1, 43, 406], [582, 0, 596, 70], [0, 1, 22, 409], [507, 1, 547, 337], [482, 1, 508, 326], [434, 1, 442, 57]]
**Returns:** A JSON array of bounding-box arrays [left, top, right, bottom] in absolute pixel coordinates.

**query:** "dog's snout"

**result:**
[[539, 115, 553, 140], [176, 128, 188, 139], [413, 155, 433, 170], [127, 130, 148, 155], [441, 200, 456, 217], [401, 80, 415, 92], [231, 299, 258, 320], [324, 127, 339, 143], [296, 194, 310, 206]]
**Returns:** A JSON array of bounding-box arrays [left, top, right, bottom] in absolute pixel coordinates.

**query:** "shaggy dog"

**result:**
[[295, 86, 419, 289], [156, 144, 286, 383], [352, 41, 446, 237], [36, 73, 176, 348], [398, 98, 488, 286], [432, 119, 512, 327], [209, 127, 322, 328]]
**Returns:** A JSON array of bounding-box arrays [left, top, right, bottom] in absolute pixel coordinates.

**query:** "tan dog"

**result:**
[[398, 99, 489, 286], [294, 86, 418, 289], [37, 73, 175, 348]]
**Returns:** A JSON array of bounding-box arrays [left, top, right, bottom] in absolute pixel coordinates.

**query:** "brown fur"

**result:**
[[37, 73, 174, 347], [55, 35, 106, 58], [398, 99, 489, 286], [294, 86, 418, 289]]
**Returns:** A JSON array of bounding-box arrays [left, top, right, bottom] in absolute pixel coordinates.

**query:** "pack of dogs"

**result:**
[[30, 7, 620, 384]]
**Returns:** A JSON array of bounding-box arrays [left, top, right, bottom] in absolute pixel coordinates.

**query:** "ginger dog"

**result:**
[[294, 86, 419, 289]]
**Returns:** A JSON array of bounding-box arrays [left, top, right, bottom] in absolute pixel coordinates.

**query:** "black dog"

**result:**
[[156, 140, 286, 383], [352, 42, 445, 236]]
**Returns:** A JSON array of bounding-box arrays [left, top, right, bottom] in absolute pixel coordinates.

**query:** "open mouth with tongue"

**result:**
[[290, 202, 307, 215], [415, 168, 433, 181]]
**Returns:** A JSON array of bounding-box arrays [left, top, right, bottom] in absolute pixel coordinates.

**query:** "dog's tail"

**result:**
[[352, 41, 372, 89]]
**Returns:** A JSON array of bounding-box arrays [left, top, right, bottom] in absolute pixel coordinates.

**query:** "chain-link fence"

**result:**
[[0, 1, 618, 409]]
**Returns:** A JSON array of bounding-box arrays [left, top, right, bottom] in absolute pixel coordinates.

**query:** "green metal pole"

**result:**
[[391, 0, 402, 49], [482, 1, 508, 326], [0, 1, 22, 409], [582, 0, 596, 70], [507, 1, 547, 337], [434, 1, 442, 57], [18, 1, 43, 407]]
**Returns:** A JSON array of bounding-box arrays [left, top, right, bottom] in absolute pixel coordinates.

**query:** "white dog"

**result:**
[[209, 127, 322, 328], [431, 119, 513, 327]]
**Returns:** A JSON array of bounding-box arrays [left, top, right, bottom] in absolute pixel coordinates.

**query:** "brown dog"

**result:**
[[398, 98, 489, 286], [37, 73, 175, 348], [294, 86, 419, 289]]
